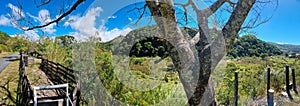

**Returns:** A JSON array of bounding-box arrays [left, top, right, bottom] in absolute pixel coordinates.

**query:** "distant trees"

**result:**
[[0, 31, 11, 53], [227, 35, 283, 58], [129, 37, 168, 57], [0, 31, 10, 45], [35, 36, 74, 67], [0, 31, 30, 53]]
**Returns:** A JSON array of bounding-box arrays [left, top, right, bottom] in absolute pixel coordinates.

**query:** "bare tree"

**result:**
[[142, 0, 277, 105], [8, 0, 277, 105]]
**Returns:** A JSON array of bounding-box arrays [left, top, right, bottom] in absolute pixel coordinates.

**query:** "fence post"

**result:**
[[286, 65, 290, 95], [24, 53, 28, 67], [267, 67, 271, 92], [292, 68, 298, 94], [267, 67, 271, 101], [285, 65, 293, 100], [268, 89, 274, 106], [234, 71, 238, 106]]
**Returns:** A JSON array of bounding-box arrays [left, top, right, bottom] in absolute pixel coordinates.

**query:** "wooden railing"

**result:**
[[16, 53, 33, 106], [31, 52, 81, 105]]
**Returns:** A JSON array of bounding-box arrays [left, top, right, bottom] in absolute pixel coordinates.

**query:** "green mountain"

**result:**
[[0, 31, 10, 45], [102, 27, 283, 58], [227, 35, 283, 58], [101, 26, 197, 57], [269, 42, 300, 53]]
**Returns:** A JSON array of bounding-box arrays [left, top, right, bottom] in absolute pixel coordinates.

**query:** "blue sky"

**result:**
[[0, 0, 299, 44]]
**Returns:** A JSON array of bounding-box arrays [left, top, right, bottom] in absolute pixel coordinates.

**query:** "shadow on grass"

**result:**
[[0, 79, 17, 105], [6, 58, 20, 62]]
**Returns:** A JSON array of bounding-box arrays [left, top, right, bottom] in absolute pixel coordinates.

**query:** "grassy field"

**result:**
[[2, 52, 300, 105], [97, 55, 300, 105], [0, 60, 19, 105]]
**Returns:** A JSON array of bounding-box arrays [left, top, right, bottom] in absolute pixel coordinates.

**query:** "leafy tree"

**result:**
[[36, 37, 72, 66], [5, 34, 29, 52], [55, 35, 76, 48]]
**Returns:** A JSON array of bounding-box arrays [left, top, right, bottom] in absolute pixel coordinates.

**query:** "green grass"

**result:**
[[213, 56, 300, 105], [0, 57, 45, 105], [96, 56, 189, 106], [0, 61, 19, 105]]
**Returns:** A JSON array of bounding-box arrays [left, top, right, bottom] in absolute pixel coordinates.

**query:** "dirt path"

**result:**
[[26, 57, 60, 98]]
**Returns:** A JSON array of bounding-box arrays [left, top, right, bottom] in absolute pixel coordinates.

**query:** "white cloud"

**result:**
[[43, 23, 56, 34], [65, 7, 132, 42], [65, 7, 102, 41], [24, 30, 40, 41], [0, 15, 11, 26], [39, 9, 51, 23], [8, 3, 25, 19], [37, 9, 56, 34], [276, 42, 289, 45], [99, 27, 132, 42]]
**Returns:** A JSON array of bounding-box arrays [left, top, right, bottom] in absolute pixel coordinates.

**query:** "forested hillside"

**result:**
[[227, 35, 283, 58], [0, 31, 10, 44], [0, 31, 11, 53], [102, 27, 283, 58]]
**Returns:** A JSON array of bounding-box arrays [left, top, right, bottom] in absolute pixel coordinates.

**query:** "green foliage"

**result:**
[[97, 54, 180, 105], [55, 35, 76, 48], [36, 37, 72, 67], [102, 26, 198, 58], [215, 56, 300, 105], [0, 31, 10, 45], [216, 62, 238, 105], [5, 35, 29, 52], [129, 37, 169, 57], [0, 44, 11, 53], [228, 34, 283, 58]]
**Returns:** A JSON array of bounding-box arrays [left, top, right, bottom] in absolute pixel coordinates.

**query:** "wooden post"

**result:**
[[234, 71, 238, 106], [267, 67, 271, 92], [267, 67, 271, 100], [24, 55, 28, 66], [268, 89, 274, 106], [286, 65, 290, 95], [292, 68, 298, 94], [41, 58, 45, 69]]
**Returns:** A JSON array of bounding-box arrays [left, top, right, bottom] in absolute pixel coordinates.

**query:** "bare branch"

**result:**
[[201, 0, 227, 17], [15, 0, 85, 31], [127, 4, 148, 25], [34, 0, 51, 8], [222, 0, 257, 51]]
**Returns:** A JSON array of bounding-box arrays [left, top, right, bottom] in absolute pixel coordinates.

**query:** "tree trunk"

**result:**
[[145, 0, 257, 105]]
